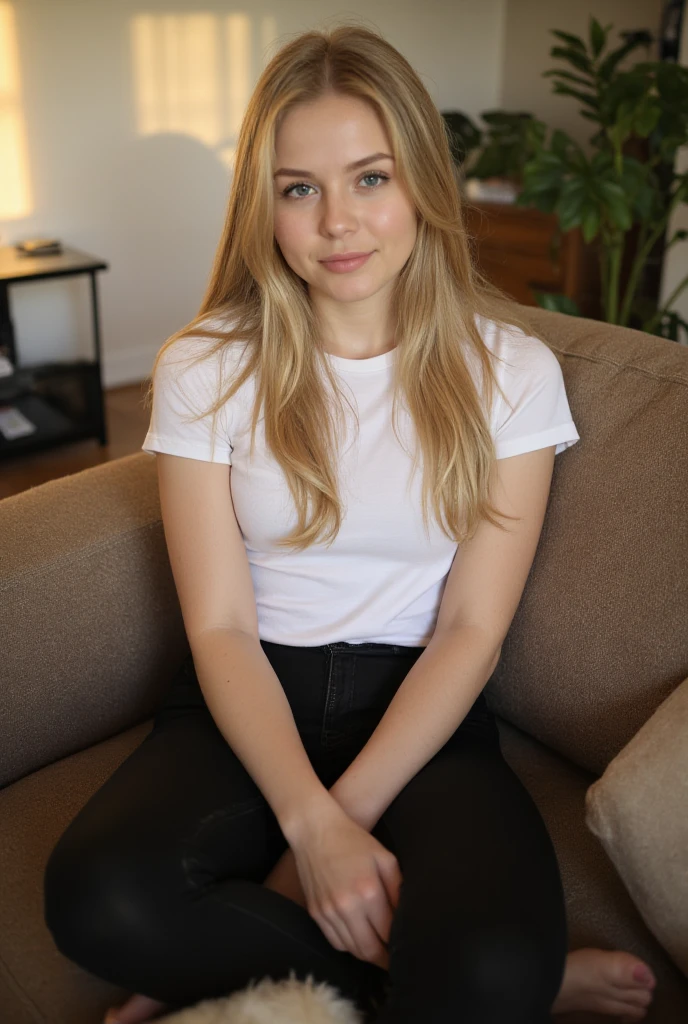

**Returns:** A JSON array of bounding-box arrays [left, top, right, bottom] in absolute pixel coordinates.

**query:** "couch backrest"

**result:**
[[1, 309, 686, 789], [485, 308, 688, 775], [0, 454, 191, 789]]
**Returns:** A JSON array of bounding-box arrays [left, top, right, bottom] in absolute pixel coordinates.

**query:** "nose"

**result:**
[[320, 188, 358, 237]]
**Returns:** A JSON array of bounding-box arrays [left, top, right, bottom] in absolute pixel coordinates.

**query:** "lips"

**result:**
[[320, 251, 372, 263]]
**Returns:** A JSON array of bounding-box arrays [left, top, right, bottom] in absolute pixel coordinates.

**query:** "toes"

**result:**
[[631, 962, 656, 988], [616, 972, 656, 999], [608, 951, 656, 990], [623, 990, 653, 1010], [602, 999, 647, 1021]]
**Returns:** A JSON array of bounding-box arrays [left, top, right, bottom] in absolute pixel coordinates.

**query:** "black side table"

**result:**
[[0, 245, 109, 460]]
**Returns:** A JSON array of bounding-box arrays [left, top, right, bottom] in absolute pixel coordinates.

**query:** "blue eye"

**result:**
[[280, 171, 390, 200]]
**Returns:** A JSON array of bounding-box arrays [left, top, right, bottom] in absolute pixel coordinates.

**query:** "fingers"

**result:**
[[346, 888, 391, 964], [315, 889, 389, 966], [365, 880, 395, 948], [376, 851, 403, 910], [314, 907, 354, 955]]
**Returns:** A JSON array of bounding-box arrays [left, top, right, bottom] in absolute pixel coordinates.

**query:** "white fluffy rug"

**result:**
[[155, 973, 367, 1024]]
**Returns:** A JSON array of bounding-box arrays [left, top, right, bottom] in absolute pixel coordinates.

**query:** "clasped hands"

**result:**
[[263, 799, 402, 972]]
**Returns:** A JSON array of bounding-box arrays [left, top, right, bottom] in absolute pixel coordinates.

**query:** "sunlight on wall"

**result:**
[[130, 11, 278, 173], [0, 0, 32, 219]]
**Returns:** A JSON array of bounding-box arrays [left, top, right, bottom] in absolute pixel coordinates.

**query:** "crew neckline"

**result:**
[[324, 346, 396, 373]]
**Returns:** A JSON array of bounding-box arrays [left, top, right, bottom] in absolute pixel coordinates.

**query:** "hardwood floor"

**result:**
[[0, 380, 151, 500]]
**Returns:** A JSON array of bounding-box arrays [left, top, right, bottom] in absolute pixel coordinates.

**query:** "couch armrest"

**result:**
[[0, 453, 190, 789], [585, 673, 688, 980]]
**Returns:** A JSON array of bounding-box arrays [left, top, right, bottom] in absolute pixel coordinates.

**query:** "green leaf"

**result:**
[[634, 102, 661, 137], [551, 83, 600, 109], [534, 292, 582, 316], [654, 60, 688, 104], [597, 181, 633, 230], [542, 69, 595, 89], [550, 46, 592, 74], [469, 144, 508, 179], [525, 119, 548, 149], [590, 149, 615, 174], [557, 185, 586, 232], [550, 30, 587, 52], [589, 17, 607, 58], [560, 175, 587, 196], [581, 203, 601, 242], [530, 150, 565, 171], [620, 157, 656, 221], [521, 157, 564, 191], [521, 172, 563, 195], [517, 187, 560, 213], [598, 35, 652, 81], [550, 130, 572, 160], [481, 110, 533, 126]]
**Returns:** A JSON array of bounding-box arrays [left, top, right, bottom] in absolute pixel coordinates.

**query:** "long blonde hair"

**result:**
[[143, 23, 548, 552]]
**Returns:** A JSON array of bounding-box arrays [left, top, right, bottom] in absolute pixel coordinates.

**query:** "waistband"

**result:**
[[260, 639, 426, 656]]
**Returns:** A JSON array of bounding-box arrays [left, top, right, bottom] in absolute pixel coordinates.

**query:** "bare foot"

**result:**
[[552, 948, 657, 1021], [103, 992, 169, 1024]]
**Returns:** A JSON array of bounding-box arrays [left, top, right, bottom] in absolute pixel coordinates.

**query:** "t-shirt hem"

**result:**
[[496, 423, 580, 460], [259, 634, 431, 647], [141, 434, 232, 464]]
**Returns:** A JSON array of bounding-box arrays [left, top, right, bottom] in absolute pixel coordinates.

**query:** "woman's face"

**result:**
[[272, 93, 418, 304]]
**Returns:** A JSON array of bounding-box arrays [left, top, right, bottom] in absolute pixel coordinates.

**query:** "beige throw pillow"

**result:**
[[585, 674, 688, 979]]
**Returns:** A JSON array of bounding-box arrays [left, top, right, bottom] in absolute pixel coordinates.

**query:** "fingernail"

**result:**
[[633, 964, 654, 985]]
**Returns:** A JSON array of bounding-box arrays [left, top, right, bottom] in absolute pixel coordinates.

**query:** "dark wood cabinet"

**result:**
[[463, 200, 601, 318]]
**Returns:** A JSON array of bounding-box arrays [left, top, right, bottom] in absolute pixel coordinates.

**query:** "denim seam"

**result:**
[[321, 647, 337, 748], [347, 656, 357, 716]]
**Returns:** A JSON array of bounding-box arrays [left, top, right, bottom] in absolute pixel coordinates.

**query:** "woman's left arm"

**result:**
[[262, 626, 495, 899], [328, 626, 500, 829], [262, 627, 497, 904], [265, 446, 555, 892], [323, 445, 555, 831]]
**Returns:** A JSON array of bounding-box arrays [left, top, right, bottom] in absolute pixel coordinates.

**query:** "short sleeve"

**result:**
[[492, 329, 580, 460], [141, 335, 234, 464]]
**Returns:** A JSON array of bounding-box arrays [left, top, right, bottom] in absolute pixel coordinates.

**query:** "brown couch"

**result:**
[[1, 307, 686, 1024]]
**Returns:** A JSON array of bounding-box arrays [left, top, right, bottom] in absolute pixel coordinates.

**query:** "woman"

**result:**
[[43, 24, 657, 1024]]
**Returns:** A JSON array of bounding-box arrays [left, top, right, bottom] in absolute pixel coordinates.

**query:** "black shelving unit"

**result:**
[[0, 245, 109, 460]]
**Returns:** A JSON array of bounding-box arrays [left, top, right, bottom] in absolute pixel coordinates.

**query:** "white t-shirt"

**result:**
[[142, 316, 580, 647]]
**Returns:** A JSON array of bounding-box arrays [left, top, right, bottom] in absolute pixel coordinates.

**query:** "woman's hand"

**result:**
[[288, 803, 402, 971]]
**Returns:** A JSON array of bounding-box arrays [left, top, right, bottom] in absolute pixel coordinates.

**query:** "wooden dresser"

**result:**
[[462, 200, 601, 318]]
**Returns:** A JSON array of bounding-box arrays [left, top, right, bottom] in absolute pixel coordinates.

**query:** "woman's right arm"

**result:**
[[155, 452, 335, 841], [155, 452, 401, 966], [190, 625, 336, 838]]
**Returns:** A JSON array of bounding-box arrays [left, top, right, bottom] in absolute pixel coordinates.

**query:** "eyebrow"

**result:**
[[273, 152, 394, 178]]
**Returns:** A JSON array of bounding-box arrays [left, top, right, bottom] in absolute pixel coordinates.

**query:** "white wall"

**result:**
[[501, 0, 663, 146], [4, 0, 682, 383], [0, 0, 507, 386], [658, 7, 688, 340]]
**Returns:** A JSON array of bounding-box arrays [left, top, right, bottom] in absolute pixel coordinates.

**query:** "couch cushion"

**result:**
[[585, 673, 688, 980], [495, 715, 688, 1023], [0, 721, 154, 1024], [486, 308, 688, 776], [2, 714, 688, 1024]]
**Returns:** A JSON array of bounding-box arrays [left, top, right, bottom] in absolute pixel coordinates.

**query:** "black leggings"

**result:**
[[44, 640, 568, 1023]]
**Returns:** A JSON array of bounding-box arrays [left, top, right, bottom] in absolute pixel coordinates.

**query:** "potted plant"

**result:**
[[516, 16, 688, 340], [443, 109, 546, 202]]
